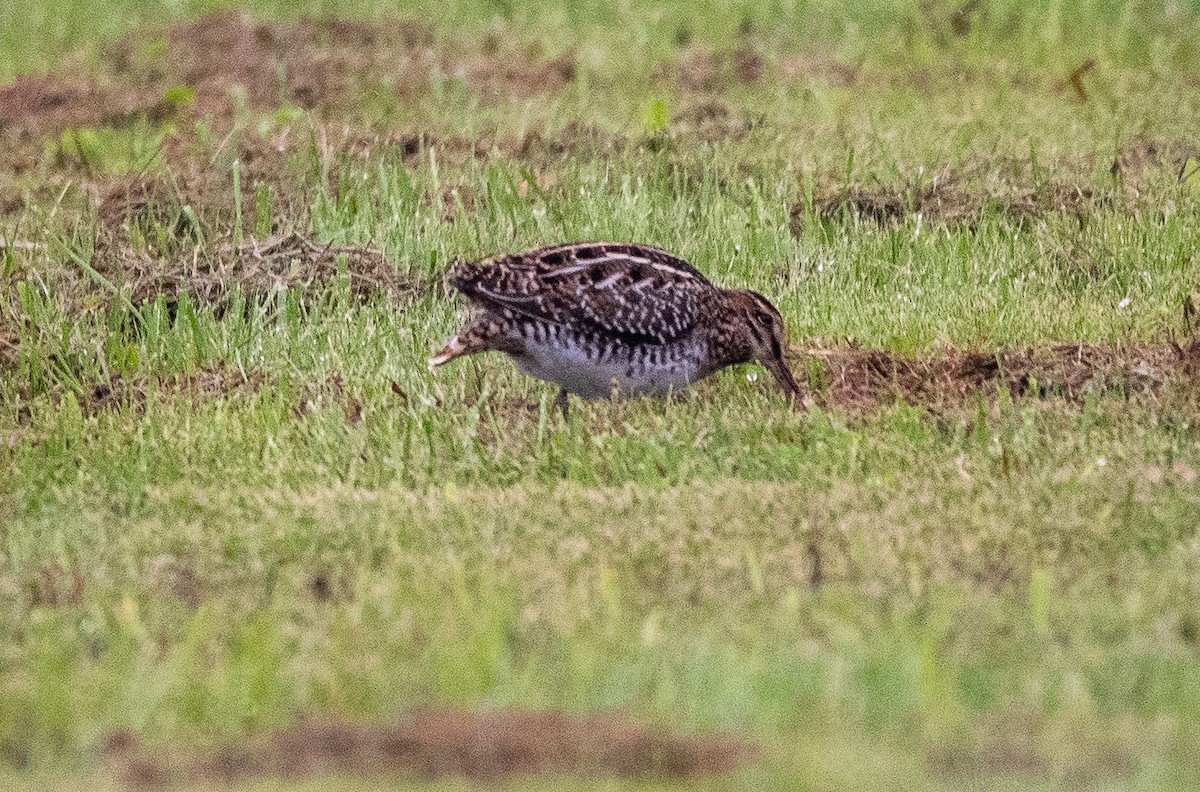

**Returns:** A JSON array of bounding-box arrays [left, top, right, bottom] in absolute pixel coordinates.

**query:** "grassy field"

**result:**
[[4, 1, 1200, 789]]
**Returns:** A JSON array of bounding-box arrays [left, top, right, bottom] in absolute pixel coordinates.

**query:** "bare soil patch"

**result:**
[[0, 76, 165, 139], [0, 12, 585, 227], [2, 12, 576, 146], [0, 14, 429, 142], [148, 14, 428, 119], [924, 709, 1136, 787], [462, 38, 576, 100], [780, 53, 861, 86], [108, 708, 756, 788], [795, 340, 1200, 412]]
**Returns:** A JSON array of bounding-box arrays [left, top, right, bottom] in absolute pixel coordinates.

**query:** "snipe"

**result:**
[[429, 242, 802, 413]]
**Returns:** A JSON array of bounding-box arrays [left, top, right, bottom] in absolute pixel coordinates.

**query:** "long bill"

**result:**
[[763, 356, 804, 403]]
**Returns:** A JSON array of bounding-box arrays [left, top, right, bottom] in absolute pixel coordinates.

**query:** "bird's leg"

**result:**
[[554, 388, 571, 421]]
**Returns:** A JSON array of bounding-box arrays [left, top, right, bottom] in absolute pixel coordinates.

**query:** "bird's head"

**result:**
[[724, 289, 803, 402]]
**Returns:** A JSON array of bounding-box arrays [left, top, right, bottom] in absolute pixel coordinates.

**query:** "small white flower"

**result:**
[[1097, 457, 1107, 467], [746, 372, 759, 383], [1118, 297, 1131, 310]]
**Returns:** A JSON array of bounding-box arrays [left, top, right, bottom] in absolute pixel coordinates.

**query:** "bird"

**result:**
[[429, 241, 803, 416]]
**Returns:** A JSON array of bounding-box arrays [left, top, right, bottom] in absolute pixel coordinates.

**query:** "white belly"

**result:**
[[507, 335, 705, 400]]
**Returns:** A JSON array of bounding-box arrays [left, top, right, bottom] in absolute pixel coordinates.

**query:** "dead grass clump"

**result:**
[[797, 341, 1200, 412], [109, 708, 756, 788], [96, 175, 177, 233], [93, 232, 410, 308], [83, 366, 265, 418]]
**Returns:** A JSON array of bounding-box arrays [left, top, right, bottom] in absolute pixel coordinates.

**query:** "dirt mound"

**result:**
[[92, 231, 411, 308], [109, 709, 756, 788], [796, 341, 1200, 411]]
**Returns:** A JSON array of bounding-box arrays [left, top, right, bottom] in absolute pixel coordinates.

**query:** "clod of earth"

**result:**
[[107, 708, 757, 788]]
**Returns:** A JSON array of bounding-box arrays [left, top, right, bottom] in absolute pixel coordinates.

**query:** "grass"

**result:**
[[4, 0, 1200, 790]]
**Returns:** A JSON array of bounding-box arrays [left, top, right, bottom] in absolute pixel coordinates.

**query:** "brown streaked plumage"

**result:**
[[429, 242, 802, 412]]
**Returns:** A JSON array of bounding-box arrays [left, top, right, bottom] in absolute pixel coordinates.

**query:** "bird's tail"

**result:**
[[428, 335, 466, 370]]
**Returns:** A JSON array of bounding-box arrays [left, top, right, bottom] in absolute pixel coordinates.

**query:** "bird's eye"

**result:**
[[756, 311, 774, 327]]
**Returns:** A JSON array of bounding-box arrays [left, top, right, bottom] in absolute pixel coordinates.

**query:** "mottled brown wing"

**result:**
[[450, 242, 718, 345]]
